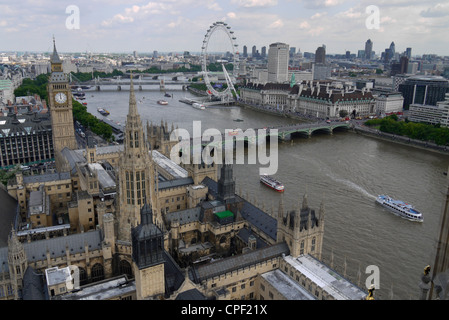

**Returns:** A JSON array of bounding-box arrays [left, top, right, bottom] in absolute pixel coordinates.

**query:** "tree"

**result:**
[[339, 110, 349, 118]]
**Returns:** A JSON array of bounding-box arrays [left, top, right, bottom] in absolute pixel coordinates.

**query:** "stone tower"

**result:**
[[217, 164, 235, 202], [117, 74, 153, 242], [131, 203, 165, 300], [276, 193, 325, 259], [47, 38, 77, 157], [8, 228, 28, 299], [184, 161, 218, 185]]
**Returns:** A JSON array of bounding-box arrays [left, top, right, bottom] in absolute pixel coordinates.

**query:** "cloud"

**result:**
[[101, 2, 174, 27], [310, 12, 327, 19], [420, 3, 449, 17], [268, 19, 284, 28], [231, 0, 278, 8], [302, 0, 346, 9]]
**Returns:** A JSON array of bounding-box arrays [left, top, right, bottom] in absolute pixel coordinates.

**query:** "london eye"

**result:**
[[201, 21, 239, 102]]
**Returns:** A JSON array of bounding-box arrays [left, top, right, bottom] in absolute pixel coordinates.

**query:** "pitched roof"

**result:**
[[192, 242, 289, 283]]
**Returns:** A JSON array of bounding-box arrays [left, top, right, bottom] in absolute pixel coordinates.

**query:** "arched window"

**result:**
[[300, 240, 305, 255], [78, 267, 88, 286], [311, 237, 316, 252], [119, 260, 133, 279], [91, 263, 104, 283]]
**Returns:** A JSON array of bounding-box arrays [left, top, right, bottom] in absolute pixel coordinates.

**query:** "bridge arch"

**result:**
[[310, 127, 333, 136]]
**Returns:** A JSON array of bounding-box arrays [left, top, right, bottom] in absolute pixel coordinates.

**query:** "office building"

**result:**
[[408, 104, 445, 125], [406, 48, 412, 59], [315, 46, 326, 64], [365, 39, 373, 60], [312, 63, 331, 80], [375, 92, 404, 115], [398, 76, 449, 108], [437, 93, 449, 127], [267, 42, 289, 83], [0, 110, 54, 168], [391, 56, 409, 76]]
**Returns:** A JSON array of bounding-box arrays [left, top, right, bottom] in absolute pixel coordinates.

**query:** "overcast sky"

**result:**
[[1, 0, 448, 56]]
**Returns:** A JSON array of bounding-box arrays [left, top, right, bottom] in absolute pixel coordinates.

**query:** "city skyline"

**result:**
[[1, 0, 449, 56]]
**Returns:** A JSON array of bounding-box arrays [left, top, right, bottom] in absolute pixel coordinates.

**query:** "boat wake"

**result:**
[[326, 173, 377, 200]]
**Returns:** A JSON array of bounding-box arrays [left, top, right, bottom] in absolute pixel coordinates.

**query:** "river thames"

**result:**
[[81, 85, 449, 300]]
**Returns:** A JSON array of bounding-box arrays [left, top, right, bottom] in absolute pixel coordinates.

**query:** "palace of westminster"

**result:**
[[0, 41, 372, 301]]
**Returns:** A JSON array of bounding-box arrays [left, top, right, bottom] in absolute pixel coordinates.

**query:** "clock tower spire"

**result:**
[[47, 37, 77, 161]]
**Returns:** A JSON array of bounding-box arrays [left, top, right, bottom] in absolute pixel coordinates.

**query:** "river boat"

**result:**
[[376, 195, 423, 222], [260, 174, 284, 192], [157, 100, 168, 105], [192, 102, 205, 110], [97, 108, 110, 116]]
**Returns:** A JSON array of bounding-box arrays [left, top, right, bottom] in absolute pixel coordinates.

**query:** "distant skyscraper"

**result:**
[[365, 39, 373, 60], [315, 46, 326, 64], [390, 42, 396, 57], [391, 56, 409, 76], [261, 46, 266, 58], [384, 48, 393, 63], [252, 45, 257, 57], [358, 50, 366, 59], [346, 51, 351, 59], [400, 56, 409, 74], [267, 42, 289, 83], [406, 47, 412, 59], [289, 47, 296, 57], [243, 45, 248, 58]]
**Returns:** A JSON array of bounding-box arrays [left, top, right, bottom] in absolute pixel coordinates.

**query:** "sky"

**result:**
[[1, 0, 449, 56]]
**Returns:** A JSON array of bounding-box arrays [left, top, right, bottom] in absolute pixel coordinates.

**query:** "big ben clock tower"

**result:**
[[47, 37, 77, 156]]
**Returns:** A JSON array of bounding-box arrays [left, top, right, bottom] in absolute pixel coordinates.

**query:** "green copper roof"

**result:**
[[214, 210, 234, 219]]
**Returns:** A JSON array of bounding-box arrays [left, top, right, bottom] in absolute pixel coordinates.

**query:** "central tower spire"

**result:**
[[117, 73, 155, 242], [128, 72, 138, 116]]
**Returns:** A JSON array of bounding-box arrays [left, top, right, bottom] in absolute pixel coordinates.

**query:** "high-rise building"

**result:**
[[261, 46, 266, 58], [252, 45, 257, 57], [289, 47, 296, 57], [390, 42, 396, 58], [243, 45, 248, 58], [391, 56, 409, 76], [384, 48, 393, 63], [315, 46, 326, 64], [406, 47, 412, 59], [365, 39, 373, 60], [47, 38, 77, 158], [267, 42, 289, 83]]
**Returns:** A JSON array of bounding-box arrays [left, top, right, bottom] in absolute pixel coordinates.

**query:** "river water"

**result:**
[[82, 86, 449, 300]]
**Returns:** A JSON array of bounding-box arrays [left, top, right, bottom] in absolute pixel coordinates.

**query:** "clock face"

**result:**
[[55, 92, 67, 104]]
